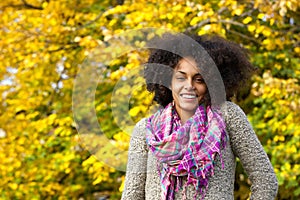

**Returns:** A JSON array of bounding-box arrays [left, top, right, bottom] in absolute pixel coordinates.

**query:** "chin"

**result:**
[[179, 105, 198, 113]]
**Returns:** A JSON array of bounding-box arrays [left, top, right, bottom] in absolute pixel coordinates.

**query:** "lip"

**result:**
[[180, 93, 198, 99]]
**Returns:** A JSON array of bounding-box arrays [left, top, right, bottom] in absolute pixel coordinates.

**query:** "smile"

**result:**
[[180, 94, 198, 99]]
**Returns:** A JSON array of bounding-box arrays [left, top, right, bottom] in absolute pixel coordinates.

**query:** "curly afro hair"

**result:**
[[144, 33, 256, 107]]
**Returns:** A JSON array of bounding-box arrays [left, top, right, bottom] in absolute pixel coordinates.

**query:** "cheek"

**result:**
[[171, 87, 179, 99], [171, 84, 179, 93], [197, 85, 207, 95], [170, 80, 182, 94]]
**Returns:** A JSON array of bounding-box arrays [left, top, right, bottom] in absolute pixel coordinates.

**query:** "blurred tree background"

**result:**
[[0, 0, 299, 199]]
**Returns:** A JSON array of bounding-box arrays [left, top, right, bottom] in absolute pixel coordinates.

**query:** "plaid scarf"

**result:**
[[146, 102, 227, 200]]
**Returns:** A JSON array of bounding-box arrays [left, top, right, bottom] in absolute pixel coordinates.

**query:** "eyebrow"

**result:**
[[176, 71, 202, 76]]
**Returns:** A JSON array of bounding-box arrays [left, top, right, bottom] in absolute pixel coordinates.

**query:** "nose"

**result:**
[[185, 78, 195, 90]]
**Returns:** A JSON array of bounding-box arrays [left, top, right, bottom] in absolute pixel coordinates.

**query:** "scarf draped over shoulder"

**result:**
[[146, 103, 227, 200]]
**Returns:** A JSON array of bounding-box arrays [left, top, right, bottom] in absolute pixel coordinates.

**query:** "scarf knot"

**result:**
[[146, 103, 227, 200]]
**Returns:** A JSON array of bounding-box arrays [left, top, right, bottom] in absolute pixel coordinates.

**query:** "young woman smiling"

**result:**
[[121, 33, 278, 200]]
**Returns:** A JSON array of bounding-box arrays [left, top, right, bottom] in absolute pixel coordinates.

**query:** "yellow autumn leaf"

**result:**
[[42, 2, 48, 9], [190, 17, 201, 26], [242, 16, 252, 24], [129, 106, 140, 117], [270, 18, 275, 25], [92, 176, 103, 185], [232, 7, 244, 16], [119, 175, 125, 192], [262, 28, 272, 36], [8, 183, 18, 190], [294, 47, 300, 53], [166, 13, 173, 20], [248, 24, 256, 33], [257, 13, 265, 20]]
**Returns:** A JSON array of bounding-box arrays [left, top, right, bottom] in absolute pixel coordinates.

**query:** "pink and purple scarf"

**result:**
[[146, 103, 227, 200]]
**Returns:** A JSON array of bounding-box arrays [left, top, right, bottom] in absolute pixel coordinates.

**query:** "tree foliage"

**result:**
[[0, 0, 299, 199]]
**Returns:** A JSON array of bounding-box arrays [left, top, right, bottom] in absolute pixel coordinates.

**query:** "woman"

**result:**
[[121, 33, 278, 200]]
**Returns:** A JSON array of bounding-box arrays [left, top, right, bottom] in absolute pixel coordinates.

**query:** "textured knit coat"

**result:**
[[121, 101, 278, 200]]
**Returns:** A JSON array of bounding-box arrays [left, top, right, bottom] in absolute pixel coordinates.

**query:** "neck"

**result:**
[[177, 110, 195, 125]]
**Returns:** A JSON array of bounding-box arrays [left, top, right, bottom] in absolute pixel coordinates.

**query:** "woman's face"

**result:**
[[171, 57, 207, 121]]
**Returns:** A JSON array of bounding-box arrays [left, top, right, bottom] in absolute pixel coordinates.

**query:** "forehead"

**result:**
[[175, 57, 201, 74]]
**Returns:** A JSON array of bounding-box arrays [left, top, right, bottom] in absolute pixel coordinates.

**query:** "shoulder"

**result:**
[[222, 101, 244, 112], [220, 101, 250, 130], [132, 118, 148, 136], [135, 117, 148, 128], [130, 118, 148, 144], [221, 101, 246, 119]]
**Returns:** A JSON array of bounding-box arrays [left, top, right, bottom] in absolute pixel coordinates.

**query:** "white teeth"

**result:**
[[181, 94, 196, 99]]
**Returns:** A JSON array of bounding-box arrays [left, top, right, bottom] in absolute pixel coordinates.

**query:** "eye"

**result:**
[[194, 77, 204, 83], [176, 76, 185, 81]]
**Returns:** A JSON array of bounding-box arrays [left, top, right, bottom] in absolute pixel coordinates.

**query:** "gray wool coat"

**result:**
[[121, 101, 278, 200]]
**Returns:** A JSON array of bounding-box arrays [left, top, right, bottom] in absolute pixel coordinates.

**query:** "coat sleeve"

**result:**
[[225, 102, 278, 200], [121, 118, 148, 200]]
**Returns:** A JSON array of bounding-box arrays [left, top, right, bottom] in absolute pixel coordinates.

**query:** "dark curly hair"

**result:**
[[144, 32, 256, 107]]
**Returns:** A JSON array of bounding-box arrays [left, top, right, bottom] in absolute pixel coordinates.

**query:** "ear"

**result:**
[[168, 80, 173, 90], [169, 70, 175, 90], [168, 82, 172, 90]]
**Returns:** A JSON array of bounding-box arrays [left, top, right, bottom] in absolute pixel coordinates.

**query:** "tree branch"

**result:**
[[21, 0, 43, 10], [1, 0, 45, 10], [187, 18, 246, 32], [116, 0, 125, 5], [219, 19, 245, 27], [75, 12, 104, 30], [187, 6, 244, 32], [186, 18, 211, 32], [226, 29, 260, 45]]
